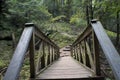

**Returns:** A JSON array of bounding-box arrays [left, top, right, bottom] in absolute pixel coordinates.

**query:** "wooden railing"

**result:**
[[3, 23, 59, 80], [71, 20, 120, 80]]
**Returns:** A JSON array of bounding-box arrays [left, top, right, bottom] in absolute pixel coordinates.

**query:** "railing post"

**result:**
[[84, 39, 90, 68], [93, 31, 101, 76], [77, 44, 80, 62], [47, 44, 50, 65], [71, 47, 73, 57], [56, 48, 59, 59], [76, 44, 79, 61], [25, 23, 36, 79], [54, 49, 57, 60], [51, 47, 54, 62], [53, 47, 55, 61], [29, 32, 36, 79], [50, 45, 52, 64], [73, 46, 75, 59], [75, 46, 77, 60], [41, 42, 45, 69], [78, 43, 82, 63]]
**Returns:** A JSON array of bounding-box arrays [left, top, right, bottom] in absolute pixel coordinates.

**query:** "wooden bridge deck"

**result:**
[[36, 46, 94, 79]]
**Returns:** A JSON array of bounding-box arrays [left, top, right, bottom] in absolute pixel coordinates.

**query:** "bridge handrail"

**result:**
[[91, 20, 120, 80], [4, 23, 59, 80], [71, 20, 120, 80]]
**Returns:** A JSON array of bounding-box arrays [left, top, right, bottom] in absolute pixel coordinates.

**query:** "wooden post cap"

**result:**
[[91, 19, 98, 23], [25, 23, 34, 27]]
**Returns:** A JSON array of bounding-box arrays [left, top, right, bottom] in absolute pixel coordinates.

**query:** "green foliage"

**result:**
[[106, 30, 117, 40], [70, 9, 86, 27], [0, 41, 13, 69], [70, 15, 86, 27], [50, 15, 66, 22], [93, 0, 120, 32]]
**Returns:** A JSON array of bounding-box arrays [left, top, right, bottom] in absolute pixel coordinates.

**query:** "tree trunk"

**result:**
[[90, 0, 93, 20], [86, 5, 89, 26], [116, 11, 120, 46]]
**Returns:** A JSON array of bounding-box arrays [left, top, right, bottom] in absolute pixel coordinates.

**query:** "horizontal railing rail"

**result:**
[[71, 20, 120, 80], [4, 23, 59, 80]]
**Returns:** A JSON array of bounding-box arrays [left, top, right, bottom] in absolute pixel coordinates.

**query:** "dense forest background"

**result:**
[[0, 0, 120, 80]]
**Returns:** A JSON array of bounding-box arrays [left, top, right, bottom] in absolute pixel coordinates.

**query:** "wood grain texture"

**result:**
[[37, 46, 94, 79], [91, 21, 120, 80], [4, 27, 34, 80]]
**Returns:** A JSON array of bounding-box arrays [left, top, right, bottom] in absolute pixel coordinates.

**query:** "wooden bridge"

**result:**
[[3, 20, 120, 80]]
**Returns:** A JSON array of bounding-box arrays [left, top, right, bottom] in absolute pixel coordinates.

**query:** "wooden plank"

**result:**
[[73, 47, 75, 59], [81, 42, 86, 65], [72, 26, 92, 46], [29, 32, 35, 78], [36, 76, 105, 80], [50, 45, 52, 64], [4, 27, 34, 80], [47, 44, 50, 65], [85, 41, 94, 70], [37, 56, 93, 79], [37, 46, 93, 79], [34, 26, 59, 49], [91, 21, 120, 80], [78, 44, 81, 62], [84, 39, 90, 68], [36, 41, 44, 73], [92, 31, 100, 76], [41, 42, 45, 69], [76, 45, 79, 61], [79, 43, 83, 63], [36, 46, 103, 80]]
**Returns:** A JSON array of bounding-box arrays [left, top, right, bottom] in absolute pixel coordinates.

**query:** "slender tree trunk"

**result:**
[[86, 5, 89, 26], [66, 0, 72, 22], [53, 0, 56, 17], [90, 0, 93, 19], [116, 11, 120, 46]]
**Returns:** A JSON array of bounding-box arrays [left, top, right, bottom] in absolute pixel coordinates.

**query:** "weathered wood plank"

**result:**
[[85, 41, 94, 70], [4, 27, 34, 80], [37, 56, 93, 79], [36, 76, 105, 80], [72, 26, 92, 46], [41, 42, 45, 69], [38, 56, 92, 79], [92, 31, 100, 76], [29, 32, 35, 78], [91, 21, 120, 80]]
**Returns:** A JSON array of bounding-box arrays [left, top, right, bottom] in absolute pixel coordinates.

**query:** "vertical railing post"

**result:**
[[56, 47, 59, 60], [73, 47, 75, 58], [28, 24, 35, 79], [75, 46, 77, 60], [54, 48, 57, 60], [84, 39, 90, 67], [41, 42, 45, 69], [57, 48, 60, 59], [47, 44, 50, 65], [78, 43, 81, 62], [76, 44, 79, 61], [51, 47, 54, 62], [53, 47, 55, 61], [74, 46, 76, 59], [71, 47, 73, 57], [77, 43, 80, 62], [50, 45, 52, 64], [79, 43, 83, 63], [93, 31, 101, 76]]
